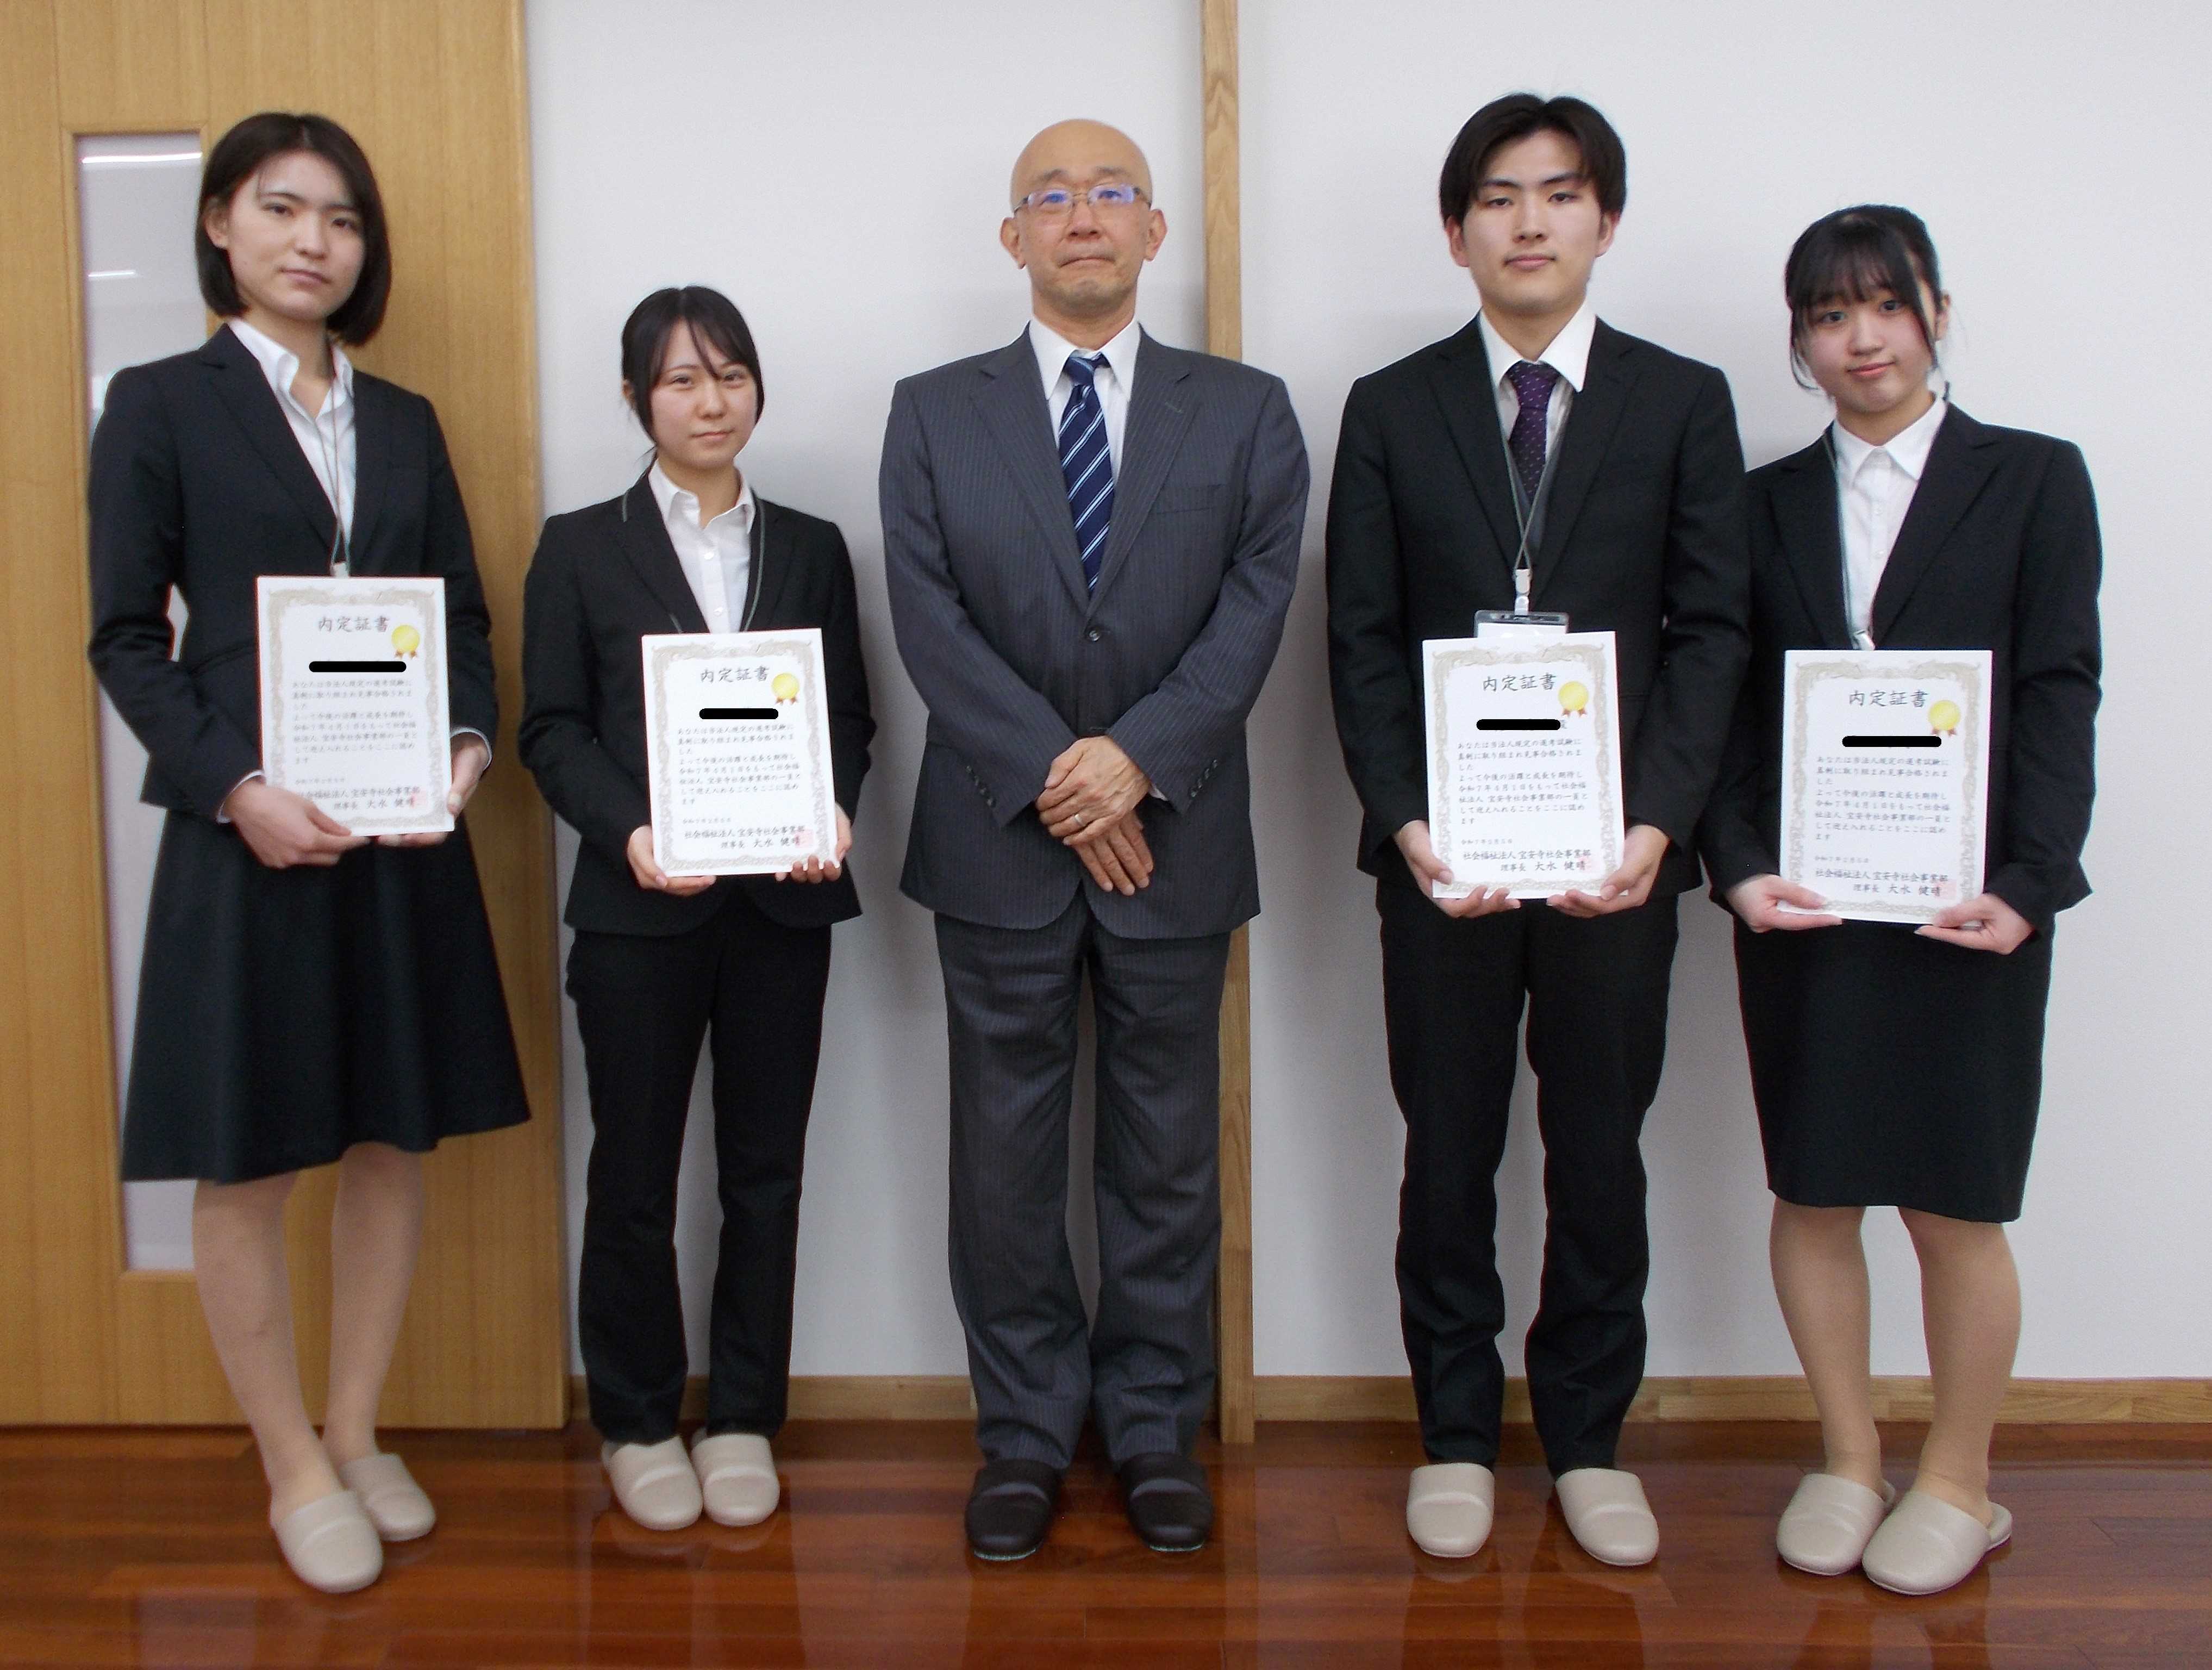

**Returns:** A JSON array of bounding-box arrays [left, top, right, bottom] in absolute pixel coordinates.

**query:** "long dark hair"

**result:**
[[618, 286, 766, 441], [1783, 205, 1944, 391], [196, 111, 391, 346]]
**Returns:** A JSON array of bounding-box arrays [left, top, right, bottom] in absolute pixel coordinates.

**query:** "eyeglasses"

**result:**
[[1014, 182, 1150, 217]]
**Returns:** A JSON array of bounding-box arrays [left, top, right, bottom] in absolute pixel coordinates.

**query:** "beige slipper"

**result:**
[[1861, 1488, 2012, 1595], [692, 1432, 780, 1527], [603, 1437, 702, 1531], [338, 1452, 435, 1541], [1555, 1467, 1660, 1566], [271, 1488, 383, 1593], [1406, 1462, 1495, 1557], [1776, 1472, 1895, 1575]]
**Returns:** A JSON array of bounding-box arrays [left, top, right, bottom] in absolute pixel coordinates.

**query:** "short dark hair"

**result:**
[[619, 286, 766, 441], [1438, 94, 1627, 227], [1783, 205, 1945, 390], [196, 112, 390, 346]]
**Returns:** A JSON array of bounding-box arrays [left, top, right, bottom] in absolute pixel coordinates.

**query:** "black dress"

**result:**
[[88, 327, 529, 1183], [1698, 408, 2101, 1223]]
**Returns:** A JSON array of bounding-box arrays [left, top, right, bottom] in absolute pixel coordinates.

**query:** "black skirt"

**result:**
[[120, 811, 530, 1183], [1732, 918, 2053, 1223]]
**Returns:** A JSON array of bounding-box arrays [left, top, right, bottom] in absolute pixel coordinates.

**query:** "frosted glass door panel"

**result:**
[[81, 133, 207, 1270]]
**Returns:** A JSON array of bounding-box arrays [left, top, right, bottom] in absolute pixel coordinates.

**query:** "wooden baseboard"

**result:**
[[567, 1373, 2212, 1428], [1249, 1375, 2212, 1424]]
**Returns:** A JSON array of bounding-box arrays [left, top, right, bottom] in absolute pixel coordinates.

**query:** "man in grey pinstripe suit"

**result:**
[[881, 120, 1306, 1559]]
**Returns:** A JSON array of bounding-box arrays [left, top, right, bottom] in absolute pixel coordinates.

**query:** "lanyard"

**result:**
[[1825, 427, 1876, 650], [1504, 425, 1563, 615], [309, 364, 352, 577]]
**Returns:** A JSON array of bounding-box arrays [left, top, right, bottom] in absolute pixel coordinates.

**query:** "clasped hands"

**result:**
[[1396, 818, 1671, 920], [628, 806, 854, 895], [1729, 874, 2032, 953], [224, 736, 490, 869], [1038, 735, 1153, 896]]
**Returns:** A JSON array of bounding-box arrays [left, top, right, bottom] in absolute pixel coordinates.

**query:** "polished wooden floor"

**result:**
[[0, 1420, 2204, 1667]]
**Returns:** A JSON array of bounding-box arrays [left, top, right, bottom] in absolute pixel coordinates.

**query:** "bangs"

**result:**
[[660, 297, 751, 382], [1785, 215, 1926, 329]]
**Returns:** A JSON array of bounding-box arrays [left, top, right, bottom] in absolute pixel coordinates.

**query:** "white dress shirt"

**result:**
[[1030, 315, 1142, 468], [649, 460, 757, 633], [1477, 298, 1597, 462], [1830, 396, 1947, 648], [229, 317, 356, 548]]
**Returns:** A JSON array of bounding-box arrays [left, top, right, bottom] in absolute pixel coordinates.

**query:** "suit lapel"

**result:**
[[745, 498, 792, 627], [970, 333, 1089, 607], [614, 471, 710, 633], [1088, 332, 1196, 613], [346, 372, 391, 570], [1869, 407, 1998, 643], [202, 328, 336, 554], [1771, 439, 1851, 646], [1531, 321, 1637, 593], [1424, 320, 1521, 589]]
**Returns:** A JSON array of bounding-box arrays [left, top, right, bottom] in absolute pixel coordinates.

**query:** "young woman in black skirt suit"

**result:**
[[1701, 205, 2100, 1596], [86, 113, 529, 1593], [519, 288, 873, 1534]]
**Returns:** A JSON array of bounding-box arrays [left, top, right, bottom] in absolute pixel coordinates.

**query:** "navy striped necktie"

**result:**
[[1058, 352, 1114, 590]]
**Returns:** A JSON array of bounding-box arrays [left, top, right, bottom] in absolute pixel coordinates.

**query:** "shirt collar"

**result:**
[[227, 316, 353, 414], [648, 459, 755, 534], [1476, 298, 1597, 394], [1831, 395, 1948, 484], [1029, 315, 1143, 397]]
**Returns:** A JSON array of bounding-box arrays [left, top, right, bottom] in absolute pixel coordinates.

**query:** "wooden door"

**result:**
[[0, 0, 565, 1427]]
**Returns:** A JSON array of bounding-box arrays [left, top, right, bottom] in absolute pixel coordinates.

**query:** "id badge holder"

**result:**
[[1476, 608, 1568, 642]]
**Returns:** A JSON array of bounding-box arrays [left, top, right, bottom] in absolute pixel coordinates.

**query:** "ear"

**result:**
[[999, 215, 1026, 269], [1930, 290, 1952, 344], [1593, 211, 1620, 259], [202, 197, 232, 251], [1444, 217, 1471, 271], [1141, 206, 1166, 262]]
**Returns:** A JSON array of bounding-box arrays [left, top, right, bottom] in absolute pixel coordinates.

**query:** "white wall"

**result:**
[[526, 1, 2212, 1388], [526, 0, 1205, 1374], [1240, 0, 2212, 1378]]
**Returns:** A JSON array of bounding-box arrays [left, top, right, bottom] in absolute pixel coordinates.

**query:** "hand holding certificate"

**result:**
[[1422, 632, 1626, 900], [1779, 649, 1992, 924], [257, 576, 453, 837], [641, 630, 839, 877]]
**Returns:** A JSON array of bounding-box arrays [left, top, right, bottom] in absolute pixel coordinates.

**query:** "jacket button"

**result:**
[[1085, 628, 1102, 643]]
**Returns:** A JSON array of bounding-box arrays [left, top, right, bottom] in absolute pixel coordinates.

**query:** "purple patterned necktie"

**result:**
[[1505, 359, 1560, 503]]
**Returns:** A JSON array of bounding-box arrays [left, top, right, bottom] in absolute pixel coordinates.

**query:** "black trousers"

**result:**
[[936, 896, 1232, 1469], [568, 889, 832, 1445], [1377, 878, 1679, 1474]]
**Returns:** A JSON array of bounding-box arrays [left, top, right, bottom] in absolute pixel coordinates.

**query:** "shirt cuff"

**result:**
[[215, 770, 265, 824], [452, 728, 493, 770]]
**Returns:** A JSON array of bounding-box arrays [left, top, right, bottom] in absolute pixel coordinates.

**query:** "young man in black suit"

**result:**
[[1326, 94, 1750, 1566]]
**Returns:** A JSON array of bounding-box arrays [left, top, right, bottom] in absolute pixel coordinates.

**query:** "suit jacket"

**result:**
[[87, 327, 499, 820], [1326, 316, 1751, 897], [518, 471, 874, 934], [880, 328, 1307, 937], [1698, 408, 2101, 935]]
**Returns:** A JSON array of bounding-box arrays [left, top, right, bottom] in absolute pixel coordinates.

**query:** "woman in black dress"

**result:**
[[519, 287, 873, 1534], [1700, 206, 2100, 1595], [88, 113, 529, 1593]]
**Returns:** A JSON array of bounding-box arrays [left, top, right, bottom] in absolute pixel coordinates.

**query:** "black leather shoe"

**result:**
[[1117, 1452, 1213, 1553], [965, 1458, 1062, 1561]]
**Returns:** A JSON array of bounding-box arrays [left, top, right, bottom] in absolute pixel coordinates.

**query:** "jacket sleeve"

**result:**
[[1106, 375, 1308, 809], [1986, 441, 2101, 933], [1696, 664, 1776, 902], [418, 399, 499, 747], [85, 366, 263, 819], [1325, 374, 1428, 868], [1623, 364, 1753, 853], [517, 519, 654, 864], [816, 521, 876, 819], [880, 377, 1079, 824]]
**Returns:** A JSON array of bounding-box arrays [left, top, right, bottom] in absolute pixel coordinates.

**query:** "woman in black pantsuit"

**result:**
[[87, 114, 529, 1594], [1700, 207, 2100, 1596], [519, 287, 873, 1534]]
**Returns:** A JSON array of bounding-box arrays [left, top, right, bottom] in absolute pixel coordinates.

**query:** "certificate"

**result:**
[[1422, 631, 1626, 898], [641, 630, 838, 877], [255, 575, 453, 836], [1779, 649, 1994, 924]]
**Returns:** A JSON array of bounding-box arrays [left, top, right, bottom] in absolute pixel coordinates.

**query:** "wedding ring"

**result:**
[[1073, 812, 1086, 828]]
